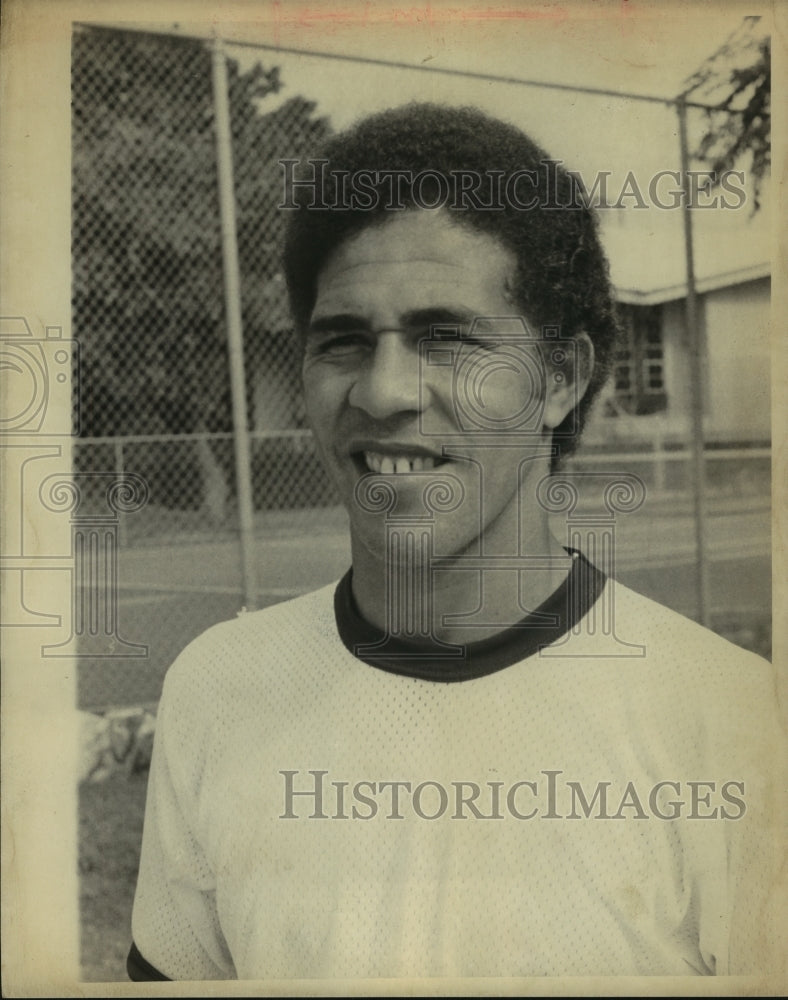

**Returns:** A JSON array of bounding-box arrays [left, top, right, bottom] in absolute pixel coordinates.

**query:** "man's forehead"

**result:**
[[320, 210, 512, 266], [316, 257, 484, 298], [313, 211, 517, 314]]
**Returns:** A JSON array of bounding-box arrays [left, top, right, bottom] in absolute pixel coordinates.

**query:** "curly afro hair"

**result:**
[[282, 102, 620, 465]]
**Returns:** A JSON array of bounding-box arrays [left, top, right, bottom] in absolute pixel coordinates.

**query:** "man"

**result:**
[[129, 104, 781, 981]]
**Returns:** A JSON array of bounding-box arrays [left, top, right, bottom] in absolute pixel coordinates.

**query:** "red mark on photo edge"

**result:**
[[269, 5, 570, 30]]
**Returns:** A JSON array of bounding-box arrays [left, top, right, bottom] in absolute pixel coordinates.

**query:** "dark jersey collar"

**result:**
[[333, 549, 605, 682]]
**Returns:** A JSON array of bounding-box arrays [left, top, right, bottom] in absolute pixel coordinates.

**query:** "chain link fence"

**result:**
[[72, 24, 353, 711], [72, 24, 772, 713], [72, 24, 338, 533]]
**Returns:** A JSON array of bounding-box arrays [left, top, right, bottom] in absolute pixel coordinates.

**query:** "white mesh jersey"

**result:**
[[130, 571, 782, 981]]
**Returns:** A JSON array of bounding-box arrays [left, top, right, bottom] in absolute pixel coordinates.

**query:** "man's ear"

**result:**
[[542, 332, 595, 430]]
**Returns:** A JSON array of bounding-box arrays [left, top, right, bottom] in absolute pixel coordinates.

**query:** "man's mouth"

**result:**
[[355, 450, 449, 475]]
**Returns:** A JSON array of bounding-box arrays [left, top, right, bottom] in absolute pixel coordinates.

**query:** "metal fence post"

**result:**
[[211, 37, 259, 611], [677, 96, 710, 628], [113, 439, 127, 547]]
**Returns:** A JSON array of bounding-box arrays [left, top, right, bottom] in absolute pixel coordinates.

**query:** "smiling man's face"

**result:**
[[302, 210, 572, 564]]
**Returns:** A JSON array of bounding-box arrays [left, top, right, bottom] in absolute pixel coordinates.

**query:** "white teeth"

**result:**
[[362, 451, 440, 475]]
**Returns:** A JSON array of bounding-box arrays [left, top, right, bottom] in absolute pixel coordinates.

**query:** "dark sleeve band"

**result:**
[[127, 940, 171, 981]]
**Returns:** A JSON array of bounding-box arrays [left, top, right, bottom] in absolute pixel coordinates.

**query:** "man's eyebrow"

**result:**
[[400, 307, 476, 331], [307, 306, 478, 337], [307, 313, 371, 336]]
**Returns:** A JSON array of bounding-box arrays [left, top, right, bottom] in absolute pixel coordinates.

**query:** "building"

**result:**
[[585, 206, 771, 452]]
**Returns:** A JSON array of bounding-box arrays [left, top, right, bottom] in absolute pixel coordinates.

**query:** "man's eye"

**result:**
[[421, 326, 498, 350], [460, 333, 502, 351], [311, 333, 371, 356]]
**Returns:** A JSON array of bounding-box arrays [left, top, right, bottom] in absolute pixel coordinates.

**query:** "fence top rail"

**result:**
[[576, 447, 771, 463], [73, 434, 771, 460], [75, 429, 317, 445], [72, 20, 730, 112]]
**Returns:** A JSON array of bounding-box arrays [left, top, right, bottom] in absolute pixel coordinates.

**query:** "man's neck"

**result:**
[[349, 513, 572, 645]]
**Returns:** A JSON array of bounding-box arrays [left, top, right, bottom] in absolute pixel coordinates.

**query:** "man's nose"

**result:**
[[348, 331, 425, 419]]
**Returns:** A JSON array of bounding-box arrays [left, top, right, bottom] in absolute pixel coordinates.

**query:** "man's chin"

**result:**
[[347, 509, 481, 569], [348, 519, 433, 567]]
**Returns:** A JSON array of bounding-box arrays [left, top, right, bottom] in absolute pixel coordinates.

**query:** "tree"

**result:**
[[72, 26, 331, 517], [682, 17, 770, 211]]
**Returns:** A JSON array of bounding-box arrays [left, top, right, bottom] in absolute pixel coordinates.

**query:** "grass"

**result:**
[[79, 772, 149, 982]]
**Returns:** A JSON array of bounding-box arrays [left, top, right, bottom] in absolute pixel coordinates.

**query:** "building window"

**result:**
[[610, 304, 668, 416]]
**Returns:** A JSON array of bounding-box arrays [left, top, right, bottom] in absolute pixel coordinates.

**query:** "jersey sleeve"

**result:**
[[130, 651, 236, 980]]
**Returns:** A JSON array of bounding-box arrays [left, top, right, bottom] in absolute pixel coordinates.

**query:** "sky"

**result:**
[[68, 2, 778, 287], [217, 5, 771, 294]]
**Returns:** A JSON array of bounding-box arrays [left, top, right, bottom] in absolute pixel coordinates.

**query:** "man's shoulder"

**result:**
[[609, 578, 767, 663], [208, 581, 338, 640], [573, 578, 782, 778], [597, 576, 776, 710], [162, 581, 341, 703]]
